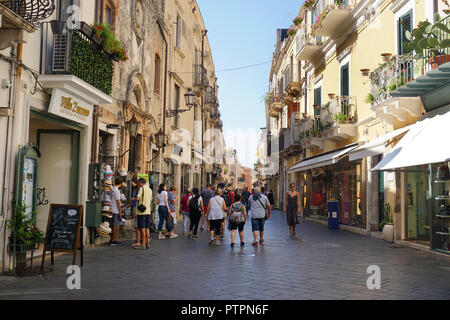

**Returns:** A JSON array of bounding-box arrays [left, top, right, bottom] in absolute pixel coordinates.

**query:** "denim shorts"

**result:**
[[137, 214, 151, 229], [251, 218, 265, 232]]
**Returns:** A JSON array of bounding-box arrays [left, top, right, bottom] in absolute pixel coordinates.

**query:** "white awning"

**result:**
[[349, 125, 412, 162], [288, 144, 358, 173], [373, 109, 450, 171]]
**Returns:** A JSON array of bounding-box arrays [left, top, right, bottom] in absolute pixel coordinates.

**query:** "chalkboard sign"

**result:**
[[41, 204, 84, 270]]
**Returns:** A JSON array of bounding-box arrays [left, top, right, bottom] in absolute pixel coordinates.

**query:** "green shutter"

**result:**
[[398, 10, 412, 55]]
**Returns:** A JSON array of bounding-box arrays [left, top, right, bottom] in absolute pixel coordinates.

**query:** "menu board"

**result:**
[[44, 204, 83, 251]]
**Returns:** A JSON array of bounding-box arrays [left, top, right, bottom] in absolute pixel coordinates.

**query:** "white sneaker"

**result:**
[[158, 234, 166, 240], [170, 234, 179, 239]]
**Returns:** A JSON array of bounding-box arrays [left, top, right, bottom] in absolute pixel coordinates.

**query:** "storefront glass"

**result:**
[[431, 161, 450, 254]]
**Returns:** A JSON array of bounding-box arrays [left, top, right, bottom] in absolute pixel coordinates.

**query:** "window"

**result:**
[[340, 63, 350, 96], [154, 54, 161, 95], [176, 14, 182, 49], [105, 4, 112, 25], [398, 10, 412, 55], [58, 0, 74, 22], [95, 0, 116, 28], [314, 86, 321, 117], [173, 84, 180, 127]]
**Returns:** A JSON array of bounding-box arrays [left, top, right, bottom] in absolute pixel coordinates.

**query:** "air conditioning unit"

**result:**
[[52, 34, 70, 72]]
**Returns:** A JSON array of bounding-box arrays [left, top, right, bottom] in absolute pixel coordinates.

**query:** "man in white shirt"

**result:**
[[133, 178, 153, 249]]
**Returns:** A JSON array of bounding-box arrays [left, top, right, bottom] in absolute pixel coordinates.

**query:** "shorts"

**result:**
[[229, 222, 245, 232], [203, 205, 209, 214], [210, 219, 224, 235], [251, 218, 265, 232], [137, 214, 151, 229], [112, 214, 121, 227]]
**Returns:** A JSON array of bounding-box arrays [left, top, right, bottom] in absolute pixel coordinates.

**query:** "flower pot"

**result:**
[[429, 55, 450, 70], [328, 93, 335, 100], [383, 224, 394, 243], [360, 69, 370, 77], [50, 20, 66, 35], [381, 53, 392, 62]]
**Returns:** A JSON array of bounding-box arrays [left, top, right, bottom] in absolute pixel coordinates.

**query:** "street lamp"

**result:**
[[166, 89, 197, 118], [155, 129, 165, 149], [127, 114, 140, 139]]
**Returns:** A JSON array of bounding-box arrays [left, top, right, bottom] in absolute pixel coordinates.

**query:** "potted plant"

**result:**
[[403, 13, 450, 69], [93, 22, 129, 62], [360, 68, 370, 76], [335, 0, 345, 8], [380, 203, 394, 242], [381, 53, 392, 62], [293, 17, 303, 26], [365, 93, 375, 105], [328, 93, 336, 99], [287, 26, 297, 37], [6, 202, 45, 273], [303, 0, 315, 10]]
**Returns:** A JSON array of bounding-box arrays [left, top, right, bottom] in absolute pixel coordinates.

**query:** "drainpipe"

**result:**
[[1, 45, 17, 273], [201, 29, 207, 187]]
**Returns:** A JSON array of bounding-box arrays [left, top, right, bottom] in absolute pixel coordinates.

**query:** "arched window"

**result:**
[[95, 0, 117, 28], [154, 54, 161, 95]]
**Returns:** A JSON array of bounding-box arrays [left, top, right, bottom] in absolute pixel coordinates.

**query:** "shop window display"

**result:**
[[432, 162, 450, 254]]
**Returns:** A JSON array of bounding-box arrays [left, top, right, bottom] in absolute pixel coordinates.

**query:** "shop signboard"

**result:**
[[41, 204, 84, 270], [48, 88, 93, 127], [137, 174, 150, 184]]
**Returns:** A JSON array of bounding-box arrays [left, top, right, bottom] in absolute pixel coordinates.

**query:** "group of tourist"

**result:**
[[109, 178, 303, 249]]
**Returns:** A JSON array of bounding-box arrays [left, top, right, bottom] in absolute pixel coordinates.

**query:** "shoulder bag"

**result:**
[[137, 187, 147, 213]]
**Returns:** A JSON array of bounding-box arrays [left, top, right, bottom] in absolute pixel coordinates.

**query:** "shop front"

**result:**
[[373, 107, 450, 254], [289, 144, 366, 229]]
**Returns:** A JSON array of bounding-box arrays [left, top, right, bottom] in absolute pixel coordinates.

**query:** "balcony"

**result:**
[[0, 0, 55, 49], [390, 16, 450, 113], [369, 54, 421, 125], [193, 64, 208, 95], [39, 22, 114, 105], [295, 31, 323, 61], [310, 0, 355, 39], [283, 64, 301, 98], [279, 125, 302, 158], [319, 96, 358, 141], [297, 116, 323, 151], [268, 88, 283, 118]]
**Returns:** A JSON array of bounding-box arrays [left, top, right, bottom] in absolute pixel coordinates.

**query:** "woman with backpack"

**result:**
[[228, 194, 247, 247], [188, 188, 204, 239]]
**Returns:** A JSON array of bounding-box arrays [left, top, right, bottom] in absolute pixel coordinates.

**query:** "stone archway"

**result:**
[[126, 71, 150, 113]]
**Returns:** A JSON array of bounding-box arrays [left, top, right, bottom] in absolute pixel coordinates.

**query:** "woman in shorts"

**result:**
[[228, 194, 247, 247]]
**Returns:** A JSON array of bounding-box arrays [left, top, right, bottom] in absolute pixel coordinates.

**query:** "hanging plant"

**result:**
[[293, 17, 303, 26], [311, 10, 328, 36], [287, 25, 297, 37], [303, 0, 315, 10], [94, 22, 129, 62]]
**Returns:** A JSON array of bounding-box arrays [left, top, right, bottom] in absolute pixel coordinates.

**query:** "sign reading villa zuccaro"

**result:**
[[47, 88, 93, 126]]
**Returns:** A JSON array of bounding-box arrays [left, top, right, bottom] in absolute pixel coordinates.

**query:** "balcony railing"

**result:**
[[193, 64, 208, 89], [205, 86, 216, 105], [369, 54, 415, 106], [320, 96, 357, 128], [0, 0, 55, 26], [283, 64, 292, 92], [41, 22, 115, 95], [311, 0, 354, 38], [296, 29, 324, 61]]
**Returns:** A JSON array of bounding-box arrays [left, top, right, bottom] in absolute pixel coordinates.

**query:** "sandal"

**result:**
[[131, 243, 142, 248]]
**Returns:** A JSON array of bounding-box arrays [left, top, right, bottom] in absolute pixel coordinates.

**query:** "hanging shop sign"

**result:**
[[137, 174, 150, 184], [48, 88, 93, 126]]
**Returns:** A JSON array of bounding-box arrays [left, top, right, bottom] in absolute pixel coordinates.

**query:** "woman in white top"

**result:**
[[207, 188, 227, 246], [156, 183, 178, 239]]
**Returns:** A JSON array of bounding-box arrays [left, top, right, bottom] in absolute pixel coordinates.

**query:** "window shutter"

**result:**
[[340, 63, 349, 96], [398, 10, 412, 54], [314, 87, 321, 116]]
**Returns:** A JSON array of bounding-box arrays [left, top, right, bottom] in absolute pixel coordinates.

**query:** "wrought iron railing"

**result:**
[[298, 116, 314, 140], [205, 86, 216, 105], [311, 0, 354, 34], [41, 22, 115, 95], [320, 96, 357, 128], [283, 64, 292, 92], [277, 78, 284, 98], [0, 0, 55, 26], [369, 54, 415, 106], [193, 64, 208, 88]]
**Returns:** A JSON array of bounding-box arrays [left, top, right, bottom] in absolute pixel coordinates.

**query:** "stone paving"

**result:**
[[0, 211, 449, 300]]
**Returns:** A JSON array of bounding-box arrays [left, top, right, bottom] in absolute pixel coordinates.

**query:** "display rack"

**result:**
[[432, 162, 450, 254]]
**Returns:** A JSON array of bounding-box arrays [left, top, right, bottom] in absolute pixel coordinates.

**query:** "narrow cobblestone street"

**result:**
[[0, 211, 449, 300]]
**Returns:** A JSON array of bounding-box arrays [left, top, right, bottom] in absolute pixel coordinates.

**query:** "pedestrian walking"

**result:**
[[156, 184, 178, 239], [284, 183, 301, 239], [248, 187, 271, 247], [129, 179, 139, 243], [188, 188, 204, 239], [132, 178, 153, 249], [109, 177, 124, 247], [221, 185, 235, 241], [207, 188, 227, 246], [228, 194, 247, 247], [242, 186, 251, 211], [200, 185, 214, 232], [268, 190, 275, 206], [180, 189, 191, 234]]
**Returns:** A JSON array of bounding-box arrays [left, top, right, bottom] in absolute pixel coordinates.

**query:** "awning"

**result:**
[[288, 144, 358, 173], [373, 109, 450, 171], [349, 125, 412, 162]]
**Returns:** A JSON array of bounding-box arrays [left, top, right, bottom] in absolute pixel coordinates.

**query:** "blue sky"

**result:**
[[197, 0, 303, 167]]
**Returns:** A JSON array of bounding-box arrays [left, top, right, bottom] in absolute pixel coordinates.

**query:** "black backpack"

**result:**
[[188, 195, 201, 214], [223, 191, 232, 207]]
